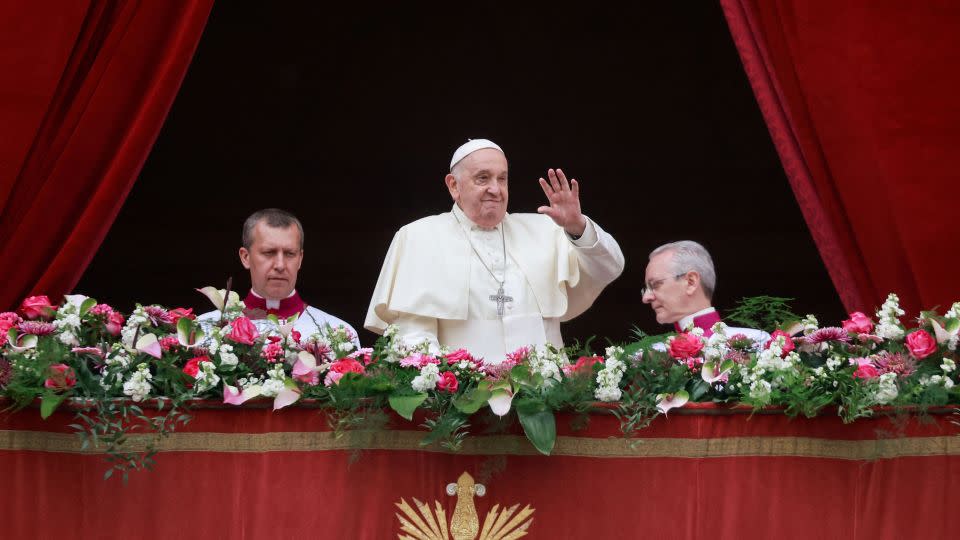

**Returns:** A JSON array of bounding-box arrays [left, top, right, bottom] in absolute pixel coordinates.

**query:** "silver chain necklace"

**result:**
[[452, 212, 514, 319]]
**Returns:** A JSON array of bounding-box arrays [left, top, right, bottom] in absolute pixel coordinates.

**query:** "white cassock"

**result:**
[[364, 204, 625, 363]]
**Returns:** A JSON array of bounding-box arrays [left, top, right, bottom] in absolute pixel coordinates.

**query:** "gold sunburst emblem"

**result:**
[[395, 471, 535, 540]]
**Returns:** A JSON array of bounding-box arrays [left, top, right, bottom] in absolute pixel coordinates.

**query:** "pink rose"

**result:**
[[444, 348, 475, 365], [168, 307, 195, 325], [330, 358, 365, 376], [183, 356, 208, 378], [668, 332, 704, 359], [20, 296, 56, 320], [842, 312, 875, 335], [905, 330, 937, 359], [0, 312, 23, 346], [227, 317, 259, 345], [437, 371, 459, 393], [44, 364, 77, 391], [852, 364, 880, 379], [324, 358, 365, 386], [105, 311, 125, 336], [765, 330, 796, 357]]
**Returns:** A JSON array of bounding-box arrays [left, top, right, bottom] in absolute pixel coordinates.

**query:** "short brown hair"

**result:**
[[242, 208, 304, 249]]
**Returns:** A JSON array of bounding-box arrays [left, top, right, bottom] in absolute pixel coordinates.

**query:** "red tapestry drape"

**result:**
[[2, 405, 959, 539], [721, 0, 960, 316], [0, 0, 214, 311]]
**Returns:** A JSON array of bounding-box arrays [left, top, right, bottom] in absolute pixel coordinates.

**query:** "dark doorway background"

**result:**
[[76, 2, 846, 347]]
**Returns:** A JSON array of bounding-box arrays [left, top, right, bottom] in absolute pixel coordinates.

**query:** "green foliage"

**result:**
[[725, 296, 800, 332], [515, 398, 556, 455], [388, 393, 427, 421]]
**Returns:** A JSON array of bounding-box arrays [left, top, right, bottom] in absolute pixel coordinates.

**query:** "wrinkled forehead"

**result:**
[[458, 148, 508, 174], [252, 222, 301, 249], [645, 250, 675, 279]]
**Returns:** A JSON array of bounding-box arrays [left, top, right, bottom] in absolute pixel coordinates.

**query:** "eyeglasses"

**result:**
[[641, 272, 688, 296]]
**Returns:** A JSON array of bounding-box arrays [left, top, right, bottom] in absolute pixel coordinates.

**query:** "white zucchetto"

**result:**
[[449, 138, 504, 170]]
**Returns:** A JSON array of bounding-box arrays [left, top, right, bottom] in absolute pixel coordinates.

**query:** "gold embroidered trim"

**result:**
[[1, 429, 958, 460]]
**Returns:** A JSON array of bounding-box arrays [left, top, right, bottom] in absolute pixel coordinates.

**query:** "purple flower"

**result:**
[[803, 327, 851, 345]]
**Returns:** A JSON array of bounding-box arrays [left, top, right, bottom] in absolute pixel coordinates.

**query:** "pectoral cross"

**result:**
[[489, 285, 513, 319]]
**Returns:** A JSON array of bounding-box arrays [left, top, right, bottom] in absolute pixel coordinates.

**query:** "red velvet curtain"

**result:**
[[721, 0, 960, 316], [0, 0, 214, 311], [3, 406, 959, 539]]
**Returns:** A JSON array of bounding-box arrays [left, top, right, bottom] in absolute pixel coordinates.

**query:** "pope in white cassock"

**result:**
[[364, 139, 625, 363]]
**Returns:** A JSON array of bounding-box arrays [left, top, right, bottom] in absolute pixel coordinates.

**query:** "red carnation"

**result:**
[[765, 329, 796, 357], [183, 356, 209, 378]]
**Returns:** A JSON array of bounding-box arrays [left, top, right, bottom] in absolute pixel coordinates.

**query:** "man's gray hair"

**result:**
[[242, 208, 304, 250], [649, 240, 716, 299]]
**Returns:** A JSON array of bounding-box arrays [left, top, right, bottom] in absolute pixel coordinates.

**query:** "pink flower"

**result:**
[[437, 371, 459, 393], [766, 329, 795, 357], [668, 332, 704, 359], [875, 351, 915, 377], [295, 370, 320, 386], [227, 317, 259, 345], [183, 356, 209, 378], [303, 339, 332, 361], [167, 307, 195, 325], [324, 371, 345, 386], [89, 304, 114, 316], [445, 348, 476, 365], [17, 321, 55, 336], [20, 296, 56, 320], [143, 306, 173, 326], [324, 358, 365, 387], [348, 347, 374, 365], [0, 312, 23, 346], [71, 346, 106, 358], [44, 364, 76, 391], [290, 329, 302, 345], [105, 311, 125, 336], [853, 364, 880, 379], [905, 330, 937, 359], [505, 346, 531, 364], [400, 353, 439, 368], [563, 355, 604, 375], [261, 340, 284, 363], [803, 327, 851, 345], [159, 336, 180, 352], [842, 312, 875, 334]]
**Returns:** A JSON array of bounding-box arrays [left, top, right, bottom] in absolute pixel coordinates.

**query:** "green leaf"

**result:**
[[688, 379, 711, 401], [79, 297, 98, 317], [104, 468, 114, 480], [40, 391, 67, 419], [388, 393, 428, 421], [946, 318, 960, 333], [453, 387, 492, 415], [515, 398, 556, 455]]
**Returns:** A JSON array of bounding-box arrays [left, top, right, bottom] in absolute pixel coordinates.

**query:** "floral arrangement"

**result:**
[[2, 290, 959, 480]]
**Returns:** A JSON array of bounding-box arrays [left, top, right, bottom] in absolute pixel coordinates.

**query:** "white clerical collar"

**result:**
[[678, 307, 716, 330], [250, 289, 297, 310], [452, 203, 503, 233]]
